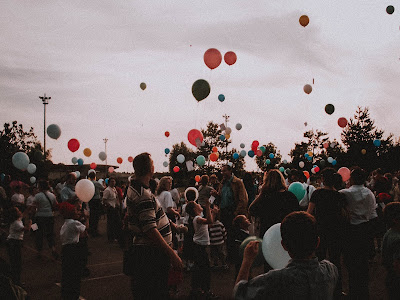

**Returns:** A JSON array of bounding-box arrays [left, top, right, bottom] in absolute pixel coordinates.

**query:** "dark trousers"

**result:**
[[220, 208, 235, 261], [7, 239, 22, 285], [78, 237, 88, 271], [191, 243, 211, 292], [61, 243, 84, 300], [130, 245, 170, 299], [106, 206, 121, 241], [344, 222, 371, 300], [35, 216, 55, 251], [89, 199, 102, 234]]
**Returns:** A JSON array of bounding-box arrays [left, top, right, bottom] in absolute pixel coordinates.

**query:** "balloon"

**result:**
[[279, 167, 285, 173], [68, 139, 80, 152], [373, 139, 381, 147], [105, 178, 109, 185], [27, 164, 36, 174], [98, 179, 104, 185], [77, 158, 84, 166], [252, 140, 259, 148], [251, 145, 257, 152], [299, 15, 310, 27], [83, 148, 92, 157], [307, 151, 313, 157], [163, 161, 169, 167], [303, 171, 310, 179], [0, 173, 5, 182], [128, 156, 133, 163], [325, 104, 335, 115], [88, 169, 95, 175], [165, 131, 170, 137], [140, 82, 146, 90], [323, 142, 329, 149], [265, 159, 271, 165], [228, 162, 233, 167], [314, 166, 320, 173], [90, 162, 97, 169], [285, 168, 291, 175], [225, 127, 232, 135], [212, 147, 218, 153], [173, 166, 180, 173], [240, 143, 245, 149], [303, 84, 312, 94], [259, 146, 266, 154], [239, 236, 264, 267], [307, 156, 312, 161], [117, 157, 123, 164], [99, 152, 107, 161], [210, 152, 219, 162], [75, 171, 80, 178], [248, 150, 255, 158], [177, 154, 185, 164], [304, 153, 309, 158], [12, 152, 30, 170], [256, 150, 263, 157], [75, 179, 95, 203], [225, 134, 230, 140], [219, 135, 226, 141], [165, 148, 170, 154], [330, 142, 336, 148], [288, 182, 306, 202], [195, 175, 201, 182], [311, 168, 316, 174], [236, 123, 242, 130], [108, 167, 114, 173], [332, 159, 337, 166], [218, 94, 225, 102], [338, 117, 348, 128], [262, 223, 291, 269], [72, 157, 78, 165], [224, 51, 237, 66], [233, 153, 239, 160], [192, 79, 211, 102], [204, 48, 222, 70], [240, 150, 246, 157], [327, 157, 334, 163], [188, 129, 204, 147], [196, 155, 206, 166], [46, 124, 61, 140], [30, 176, 36, 184], [269, 153, 274, 159], [361, 149, 367, 155], [299, 161, 305, 168], [283, 159, 287, 164], [338, 167, 351, 182], [387, 5, 395, 14]]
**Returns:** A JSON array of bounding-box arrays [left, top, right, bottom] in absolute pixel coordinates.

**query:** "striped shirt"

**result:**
[[127, 180, 172, 246], [208, 220, 227, 245]]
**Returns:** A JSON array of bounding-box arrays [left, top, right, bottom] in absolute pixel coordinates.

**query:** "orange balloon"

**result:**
[[165, 131, 170, 137], [117, 157, 123, 164], [195, 175, 201, 182], [212, 147, 218, 153], [224, 51, 237, 66], [210, 152, 219, 162], [83, 148, 92, 157], [303, 171, 310, 179], [204, 48, 222, 70], [299, 15, 309, 27]]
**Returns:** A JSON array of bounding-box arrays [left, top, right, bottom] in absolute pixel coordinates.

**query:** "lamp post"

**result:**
[[103, 138, 108, 175], [39, 93, 51, 161]]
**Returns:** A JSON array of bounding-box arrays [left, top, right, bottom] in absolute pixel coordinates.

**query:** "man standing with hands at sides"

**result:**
[[126, 153, 182, 299]]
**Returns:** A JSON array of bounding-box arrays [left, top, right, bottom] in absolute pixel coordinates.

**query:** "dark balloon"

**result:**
[[192, 79, 211, 102], [325, 104, 335, 115]]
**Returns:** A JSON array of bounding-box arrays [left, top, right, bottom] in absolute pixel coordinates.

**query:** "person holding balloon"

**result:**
[[234, 212, 338, 300]]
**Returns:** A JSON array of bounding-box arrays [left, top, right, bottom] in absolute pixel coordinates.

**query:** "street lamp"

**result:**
[[39, 93, 51, 161]]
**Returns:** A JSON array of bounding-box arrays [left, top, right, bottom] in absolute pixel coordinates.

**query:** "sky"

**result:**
[[1, 0, 399, 174]]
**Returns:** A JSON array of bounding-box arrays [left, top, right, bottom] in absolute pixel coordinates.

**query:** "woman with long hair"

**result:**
[[156, 176, 180, 221]]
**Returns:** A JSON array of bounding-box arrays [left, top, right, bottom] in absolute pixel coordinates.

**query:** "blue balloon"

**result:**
[[77, 158, 84, 166], [373, 139, 381, 147], [165, 148, 170, 154], [307, 156, 312, 161], [0, 173, 5, 182], [304, 153, 309, 158], [269, 153, 274, 159], [233, 153, 239, 160], [265, 159, 271, 165], [219, 135, 226, 141], [196, 155, 206, 166], [218, 94, 225, 102], [105, 178, 109, 185], [332, 159, 337, 166], [248, 150, 255, 158]]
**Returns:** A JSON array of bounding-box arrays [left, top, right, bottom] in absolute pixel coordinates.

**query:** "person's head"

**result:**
[[28, 186, 38, 195], [383, 202, 400, 229], [108, 177, 116, 187], [59, 202, 79, 219], [280, 211, 319, 259], [88, 171, 96, 180], [333, 173, 344, 190], [184, 187, 199, 202], [221, 165, 233, 180], [262, 169, 286, 193], [66, 172, 77, 185], [385, 173, 393, 184], [185, 201, 203, 217], [209, 174, 218, 184], [350, 167, 366, 186], [321, 168, 337, 188], [211, 206, 220, 220], [243, 173, 253, 187], [157, 176, 172, 195], [133, 152, 154, 178], [374, 168, 384, 178], [38, 179, 50, 191], [7, 207, 22, 223], [200, 175, 209, 186], [233, 214, 251, 230]]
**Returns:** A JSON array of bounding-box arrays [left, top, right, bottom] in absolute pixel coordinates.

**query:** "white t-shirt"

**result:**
[[26, 195, 36, 207], [103, 186, 118, 208], [34, 191, 57, 217], [157, 191, 175, 213], [11, 193, 25, 205], [181, 203, 189, 225], [8, 220, 24, 240], [299, 183, 316, 207], [193, 215, 210, 246], [60, 219, 86, 245]]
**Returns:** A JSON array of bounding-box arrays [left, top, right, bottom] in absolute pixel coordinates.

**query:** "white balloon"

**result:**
[[235, 123, 242, 130], [98, 179, 104, 185], [75, 179, 95, 203], [30, 176, 36, 184], [27, 163, 36, 174], [327, 157, 334, 163], [99, 152, 107, 161], [88, 169, 95, 175], [283, 159, 287, 164], [228, 162, 233, 167], [75, 171, 80, 178], [46, 124, 61, 140], [330, 142, 336, 148], [12, 152, 30, 170], [177, 154, 185, 164], [72, 157, 78, 165], [163, 161, 169, 167], [303, 84, 312, 94], [299, 161, 305, 168], [240, 143, 245, 149], [225, 127, 232, 135], [262, 223, 291, 269]]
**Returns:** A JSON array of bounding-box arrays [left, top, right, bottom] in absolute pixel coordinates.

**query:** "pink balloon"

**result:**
[[338, 117, 348, 128], [338, 167, 351, 182], [204, 48, 222, 70], [188, 129, 204, 147]]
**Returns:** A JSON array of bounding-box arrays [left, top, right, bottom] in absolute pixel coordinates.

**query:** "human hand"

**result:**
[[243, 241, 259, 263], [210, 189, 218, 196], [170, 252, 183, 271]]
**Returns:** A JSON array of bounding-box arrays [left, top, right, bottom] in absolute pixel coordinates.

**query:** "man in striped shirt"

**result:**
[[126, 153, 182, 299]]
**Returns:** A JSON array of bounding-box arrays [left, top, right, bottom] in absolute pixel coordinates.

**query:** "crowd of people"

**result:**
[[1, 153, 400, 299]]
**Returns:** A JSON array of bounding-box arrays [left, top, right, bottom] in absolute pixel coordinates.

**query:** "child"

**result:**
[[6, 207, 31, 286], [185, 200, 218, 299], [59, 202, 86, 300], [182, 187, 198, 271], [382, 202, 400, 299], [232, 215, 251, 276], [208, 207, 227, 269]]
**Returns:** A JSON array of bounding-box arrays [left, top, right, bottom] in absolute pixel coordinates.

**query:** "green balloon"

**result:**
[[192, 79, 211, 102], [196, 155, 206, 166], [325, 104, 335, 115], [288, 182, 306, 202], [386, 5, 395, 14], [239, 236, 264, 267]]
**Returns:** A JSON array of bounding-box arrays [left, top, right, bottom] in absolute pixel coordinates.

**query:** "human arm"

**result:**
[[196, 201, 213, 224], [307, 202, 316, 215], [235, 241, 259, 285]]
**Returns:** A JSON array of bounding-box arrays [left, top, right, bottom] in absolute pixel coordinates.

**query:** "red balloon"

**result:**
[[314, 166, 320, 173], [165, 131, 170, 137], [224, 51, 237, 66], [210, 153, 219, 162], [117, 157, 123, 164], [90, 163, 97, 169], [212, 147, 218, 153], [338, 167, 351, 182], [252, 140, 259, 147], [195, 175, 201, 182], [256, 150, 263, 157], [67, 139, 80, 153], [338, 117, 348, 128], [128, 156, 133, 163], [173, 166, 180, 173], [204, 48, 222, 70], [188, 129, 204, 147]]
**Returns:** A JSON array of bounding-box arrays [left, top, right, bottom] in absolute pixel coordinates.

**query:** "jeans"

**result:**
[[35, 216, 55, 251], [192, 243, 211, 292], [88, 199, 102, 234], [61, 243, 84, 300], [7, 239, 22, 285]]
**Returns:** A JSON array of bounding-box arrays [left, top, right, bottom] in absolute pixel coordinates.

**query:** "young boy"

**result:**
[[59, 202, 86, 300], [208, 207, 227, 269], [234, 212, 338, 300], [382, 202, 400, 299], [232, 215, 251, 276]]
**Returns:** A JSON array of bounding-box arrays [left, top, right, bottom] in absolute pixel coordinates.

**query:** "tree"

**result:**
[[168, 142, 195, 184], [255, 143, 282, 171]]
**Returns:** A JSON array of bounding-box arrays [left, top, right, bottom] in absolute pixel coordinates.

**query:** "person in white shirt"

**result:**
[[102, 177, 122, 242], [156, 176, 180, 221], [11, 185, 25, 211], [339, 167, 376, 299]]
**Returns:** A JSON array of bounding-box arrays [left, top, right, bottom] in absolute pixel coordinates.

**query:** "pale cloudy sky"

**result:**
[[1, 0, 399, 173]]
